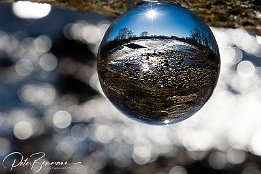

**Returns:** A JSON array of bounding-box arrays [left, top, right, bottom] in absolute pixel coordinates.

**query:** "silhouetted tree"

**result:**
[[140, 31, 149, 37], [116, 27, 134, 40], [191, 28, 209, 47]]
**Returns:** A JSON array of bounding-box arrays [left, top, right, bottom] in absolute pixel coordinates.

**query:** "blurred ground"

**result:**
[[2, 0, 260, 35], [0, 1, 261, 174]]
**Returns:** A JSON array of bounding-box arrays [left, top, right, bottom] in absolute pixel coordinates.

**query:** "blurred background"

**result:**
[[0, 1, 261, 174]]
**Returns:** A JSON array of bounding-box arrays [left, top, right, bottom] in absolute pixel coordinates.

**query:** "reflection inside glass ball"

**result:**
[[98, 1, 220, 125]]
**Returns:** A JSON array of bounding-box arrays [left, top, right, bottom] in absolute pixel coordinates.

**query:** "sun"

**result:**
[[146, 9, 158, 20]]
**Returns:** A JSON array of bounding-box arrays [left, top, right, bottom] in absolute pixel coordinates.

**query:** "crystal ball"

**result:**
[[97, 1, 220, 125]]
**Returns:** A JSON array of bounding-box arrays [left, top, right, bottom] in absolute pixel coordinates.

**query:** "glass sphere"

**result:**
[[97, 1, 220, 125]]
